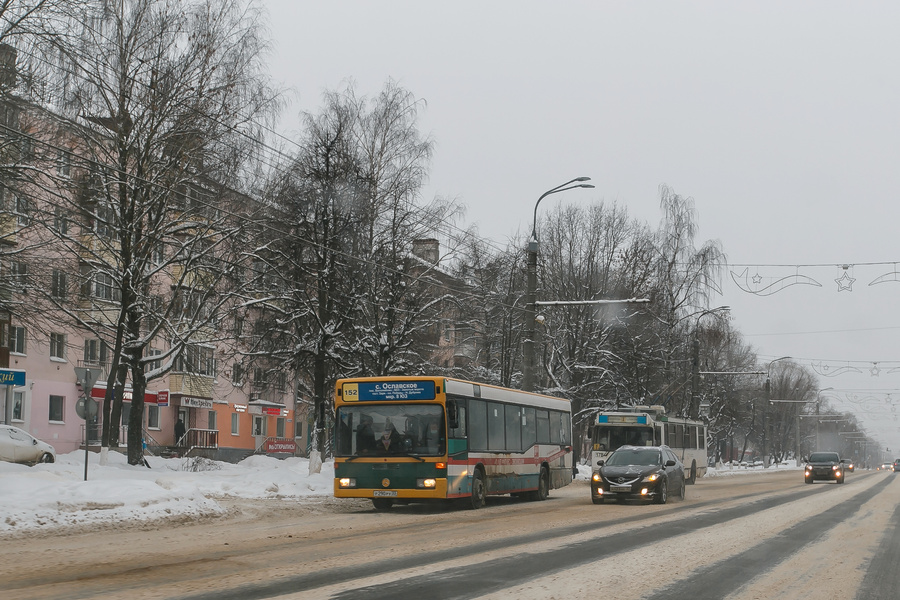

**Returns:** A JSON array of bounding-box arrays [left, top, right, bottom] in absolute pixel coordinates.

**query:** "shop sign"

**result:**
[[265, 439, 297, 453], [181, 397, 214, 409]]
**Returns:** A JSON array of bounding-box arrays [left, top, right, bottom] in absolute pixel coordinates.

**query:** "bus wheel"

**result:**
[[469, 469, 486, 509], [531, 466, 550, 501], [687, 460, 697, 485], [372, 498, 393, 511]]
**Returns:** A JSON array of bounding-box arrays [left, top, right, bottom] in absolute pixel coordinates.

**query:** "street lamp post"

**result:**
[[689, 306, 730, 418], [523, 177, 594, 392]]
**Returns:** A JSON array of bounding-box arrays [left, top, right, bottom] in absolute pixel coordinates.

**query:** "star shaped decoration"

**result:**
[[835, 271, 855, 291], [871, 363, 881, 377], [752, 273, 763, 285]]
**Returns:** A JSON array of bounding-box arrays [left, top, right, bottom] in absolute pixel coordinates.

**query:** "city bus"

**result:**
[[589, 405, 708, 484], [333, 376, 573, 510]]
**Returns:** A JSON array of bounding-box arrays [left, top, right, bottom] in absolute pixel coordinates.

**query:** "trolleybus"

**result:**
[[589, 405, 708, 484], [334, 376, 573, 510]]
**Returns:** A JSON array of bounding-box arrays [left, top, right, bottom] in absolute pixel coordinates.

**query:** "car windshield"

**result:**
[[808, 452, 839, 462], [606, 448, 661, 467], [335, 404, 445, 457]]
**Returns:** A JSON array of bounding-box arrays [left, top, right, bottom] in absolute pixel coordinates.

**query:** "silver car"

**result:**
[[0, 424, 57, 465]]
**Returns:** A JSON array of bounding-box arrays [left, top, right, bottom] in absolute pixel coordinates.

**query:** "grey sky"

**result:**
[[265, 1, 900, 454]]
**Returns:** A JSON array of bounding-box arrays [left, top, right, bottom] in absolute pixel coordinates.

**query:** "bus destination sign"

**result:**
[[344, 380, 436, 402]]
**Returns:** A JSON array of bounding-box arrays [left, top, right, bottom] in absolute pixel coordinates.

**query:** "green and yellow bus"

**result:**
[[334, 376, 574, 510]]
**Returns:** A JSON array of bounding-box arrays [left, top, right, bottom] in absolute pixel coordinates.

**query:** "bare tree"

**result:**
[[27, 0, 276, 464]]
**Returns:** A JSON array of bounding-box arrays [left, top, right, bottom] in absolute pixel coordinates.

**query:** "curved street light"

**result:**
[[689, 306, 731, 418], [523, 177, 594, 392]]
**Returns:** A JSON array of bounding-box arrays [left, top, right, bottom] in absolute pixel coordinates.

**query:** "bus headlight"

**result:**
[[417, 478, 437, 488], [338, 478, 356, 488]]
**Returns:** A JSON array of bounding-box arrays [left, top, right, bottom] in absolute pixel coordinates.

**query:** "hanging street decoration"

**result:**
[[730, 267, 822, 296], [730, 261, 900, 295]]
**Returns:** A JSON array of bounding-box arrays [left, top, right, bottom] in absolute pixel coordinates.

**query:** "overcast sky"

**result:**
[[264, 2, 900, 454]]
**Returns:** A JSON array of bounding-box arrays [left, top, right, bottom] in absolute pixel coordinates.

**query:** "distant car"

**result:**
[[880, 462, 893, 470], [893, 459, 900, 472], [845, 460, 855, 473], [591, 445, 685, 504], [0, 424, 56, 465], [804, 451, 844, 484]]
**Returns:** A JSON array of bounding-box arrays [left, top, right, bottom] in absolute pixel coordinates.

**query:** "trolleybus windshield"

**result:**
[[593, 424, 655, 452]]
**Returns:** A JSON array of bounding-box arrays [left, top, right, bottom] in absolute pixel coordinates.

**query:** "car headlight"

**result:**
[[592, 472, 602, 482], [643, 473, 660, 482], [832, 465, 839, 471], [338, 478, 356, 488]]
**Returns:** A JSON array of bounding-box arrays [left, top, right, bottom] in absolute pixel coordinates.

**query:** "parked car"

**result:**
[[0, 424, 57, 465], [591, 445, 685, 504], [804, 451, 844, 484]]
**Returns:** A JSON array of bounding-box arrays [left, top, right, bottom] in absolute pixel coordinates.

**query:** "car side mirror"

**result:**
[[597, 460, 605, 467], [665, 459, 676, 467], [33, 439, 37, 445]]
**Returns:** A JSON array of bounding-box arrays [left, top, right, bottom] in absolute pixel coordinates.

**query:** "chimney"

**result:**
[[412, 239, 439, 265]]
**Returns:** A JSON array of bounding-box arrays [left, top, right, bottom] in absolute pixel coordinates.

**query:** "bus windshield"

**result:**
[[336, 404, 445, 457], [593, 425, 655, 452]]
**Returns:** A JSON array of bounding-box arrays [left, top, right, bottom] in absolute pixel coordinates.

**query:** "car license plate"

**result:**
[[611, 485, 631, 492], [373, 490, 397, 497]]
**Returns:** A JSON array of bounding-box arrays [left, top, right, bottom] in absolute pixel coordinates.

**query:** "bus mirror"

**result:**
[[447, 400, 459, 429]]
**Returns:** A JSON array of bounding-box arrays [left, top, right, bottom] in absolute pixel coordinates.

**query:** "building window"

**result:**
[[231, 361, 243, 385], [49, 395, 64, 422], [14, 195, 29, 226], [175, 344, 215, 377], [253, 367, 267, 388], [147, 348, 162, 372], [94, 272, 117, 301], [84, 339, 108, 364], [231, 412, 239, 436], [208, 410, 217, 431], [276, 417, 285, 438], [10, 261, 27, 287], [50, 333, 66, 360], [54, 207, 69, 235], [147, 404, 160, 429], [56, 149, 71, 177], [252, 415, 266, 436], [51, 270, 68, 299], [11, 391, 23, 420], [9, 325, 25, 354], [276, 372, 287, 391]]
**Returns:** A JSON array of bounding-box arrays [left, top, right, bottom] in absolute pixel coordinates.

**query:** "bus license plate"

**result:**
[[611, 485, 631, 492], [373, 490, 397, 497]]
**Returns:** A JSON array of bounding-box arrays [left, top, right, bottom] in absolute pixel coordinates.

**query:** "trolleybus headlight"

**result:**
[[339, 478, 356, 488], [417, 478, 437, 489]]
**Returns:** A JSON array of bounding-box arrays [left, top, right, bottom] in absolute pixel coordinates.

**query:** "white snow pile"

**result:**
[[0, 451, 334, 537]]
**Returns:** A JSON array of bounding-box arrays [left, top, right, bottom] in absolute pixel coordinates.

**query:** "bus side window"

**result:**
[[448, 400, 459, 429]]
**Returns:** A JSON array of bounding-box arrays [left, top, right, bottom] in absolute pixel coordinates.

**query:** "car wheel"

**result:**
[[531, 466, 550, 501], [371, 498, 393, 511], [591, 496, 604, 505], [678, 478, 686, 500], [655, 479, 668, 504], [469, 468, 486, 509], [837, 475, 845, 484], [805, 476, 813, 484], [39, 453, 54, 464]]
